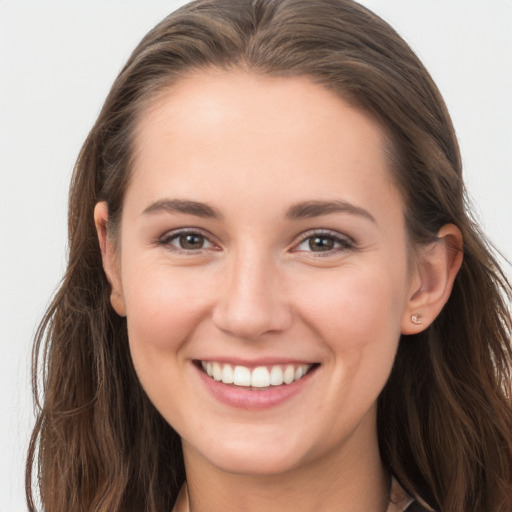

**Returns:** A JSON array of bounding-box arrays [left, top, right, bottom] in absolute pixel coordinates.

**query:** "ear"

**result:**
[[401, 224, 463, 334], [94, 202, 126, 317]]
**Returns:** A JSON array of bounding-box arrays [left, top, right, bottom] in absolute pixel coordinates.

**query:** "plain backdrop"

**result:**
[[1, 1, 511, 510]]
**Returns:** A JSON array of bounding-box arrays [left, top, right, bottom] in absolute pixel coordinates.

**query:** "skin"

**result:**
[[95, 70, 462, 512]]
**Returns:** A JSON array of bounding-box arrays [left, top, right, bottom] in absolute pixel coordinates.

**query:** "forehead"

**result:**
[[135, 69, 388, 155], [128, 69, 402, 220]]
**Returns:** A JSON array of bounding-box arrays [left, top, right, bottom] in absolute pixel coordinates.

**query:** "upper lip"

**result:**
[[193, 357, 319, 368]]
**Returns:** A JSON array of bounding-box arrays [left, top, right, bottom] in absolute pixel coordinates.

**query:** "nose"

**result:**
[[212, 250, 293, 341]]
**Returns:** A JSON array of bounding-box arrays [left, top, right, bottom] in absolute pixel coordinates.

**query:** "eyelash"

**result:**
[[157, 228, 217, 254], [156, 228, 355, 255], [293, 229, 355, 255]]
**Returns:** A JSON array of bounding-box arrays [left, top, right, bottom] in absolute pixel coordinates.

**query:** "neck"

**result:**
[[182, 413, 389, 512]]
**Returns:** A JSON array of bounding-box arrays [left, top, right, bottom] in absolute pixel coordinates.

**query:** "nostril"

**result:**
[[212, 302, 293, 341]]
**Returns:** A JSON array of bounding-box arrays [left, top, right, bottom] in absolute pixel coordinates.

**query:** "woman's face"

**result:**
[[100, 70, 422, 477]]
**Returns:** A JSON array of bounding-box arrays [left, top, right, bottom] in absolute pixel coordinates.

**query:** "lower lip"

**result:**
[[194, 364, 317, 410]]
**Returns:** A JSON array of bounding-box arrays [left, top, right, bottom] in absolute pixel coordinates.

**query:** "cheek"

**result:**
[[294, 260, 408, 406], [120, 261, 217, 420], [121, 259, 215, 357], [298, 264, 406, 346]]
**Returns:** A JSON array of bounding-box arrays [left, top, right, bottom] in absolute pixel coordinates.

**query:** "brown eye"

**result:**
[[308, 236, 335, 252], [159, 230, 215, 252], [178, 233, 205, 250], [294, 231, 353, 254]]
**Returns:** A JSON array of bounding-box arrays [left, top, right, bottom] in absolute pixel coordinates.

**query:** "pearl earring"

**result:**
[[411, 314, 422, 325]]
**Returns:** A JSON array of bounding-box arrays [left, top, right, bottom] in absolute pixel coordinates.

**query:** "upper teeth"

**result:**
[[201, 361, 312, 388]]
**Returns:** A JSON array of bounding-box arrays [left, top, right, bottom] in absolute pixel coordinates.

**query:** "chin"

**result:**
[[212, 450, 304, 477], [184, 430, 310, 477]]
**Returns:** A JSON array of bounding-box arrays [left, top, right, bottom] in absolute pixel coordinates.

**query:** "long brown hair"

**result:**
[[26, 1, 512, 510]]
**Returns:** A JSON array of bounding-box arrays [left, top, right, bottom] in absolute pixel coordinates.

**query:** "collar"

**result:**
[[172, 476, 415, 512]]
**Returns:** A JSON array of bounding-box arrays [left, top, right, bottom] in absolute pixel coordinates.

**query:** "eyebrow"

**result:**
[[141, 198, 375, 223], [286, 200, 376, 223], [142, 199, 222, 219]]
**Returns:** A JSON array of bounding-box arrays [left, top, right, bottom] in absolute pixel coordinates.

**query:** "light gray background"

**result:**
[[1, 1, 511, 510]]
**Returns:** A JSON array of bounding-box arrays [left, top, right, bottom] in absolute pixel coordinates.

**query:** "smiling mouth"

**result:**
[[197, 361, 318, 389]]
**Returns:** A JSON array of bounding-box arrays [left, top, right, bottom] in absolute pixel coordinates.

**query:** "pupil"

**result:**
[[180, 234, 203, 249], [309, 236, 334, 251]]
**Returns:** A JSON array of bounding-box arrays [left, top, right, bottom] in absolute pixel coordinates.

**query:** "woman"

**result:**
[[26, 1, 512, 511]]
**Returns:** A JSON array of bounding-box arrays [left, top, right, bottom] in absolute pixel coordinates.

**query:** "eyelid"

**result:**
[[155, 227, 354, 255], [291, 229, 355, 254], [157, 227, 220, 253]]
